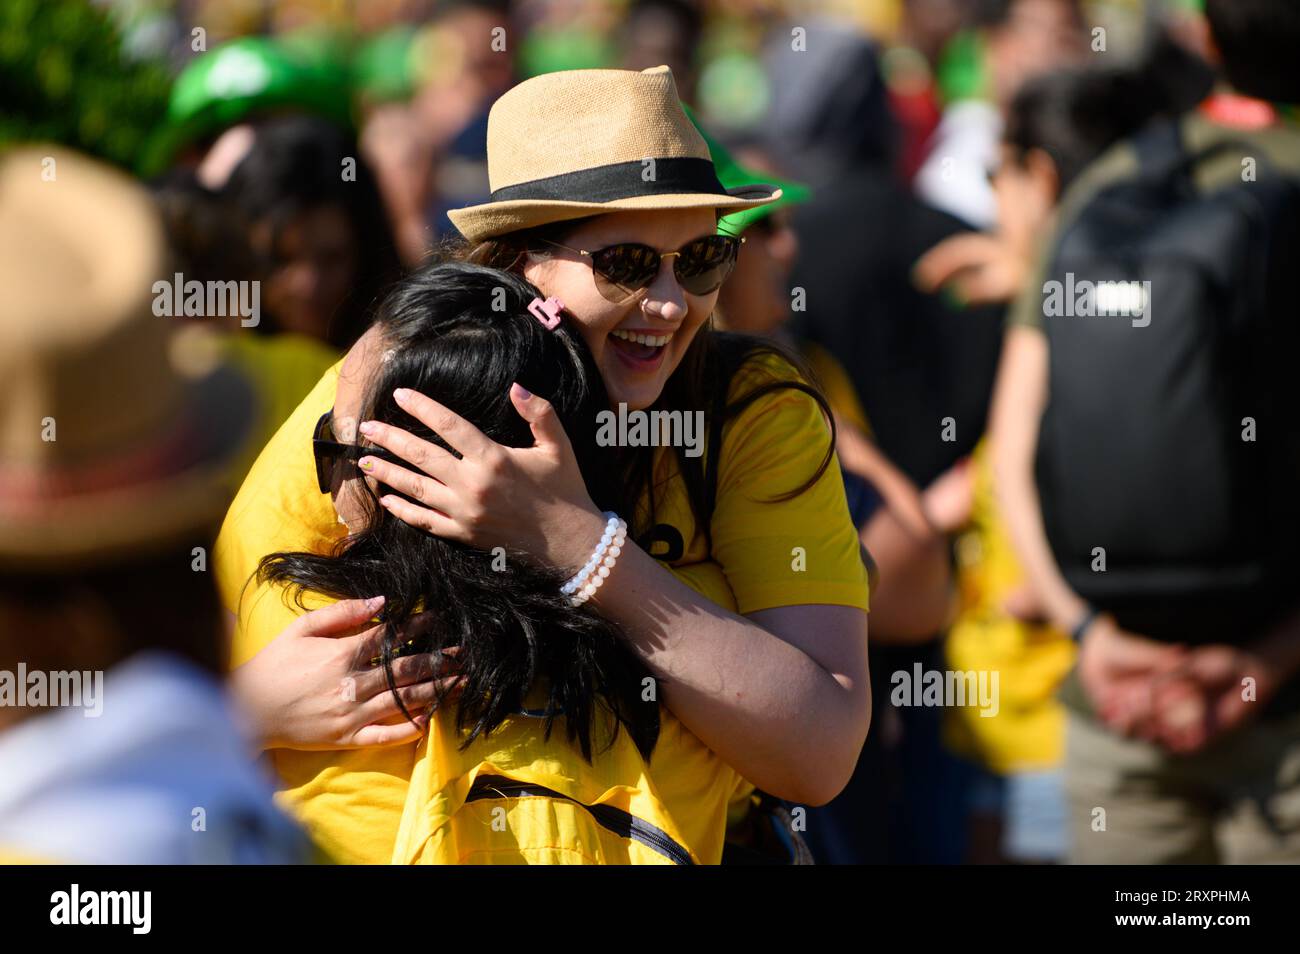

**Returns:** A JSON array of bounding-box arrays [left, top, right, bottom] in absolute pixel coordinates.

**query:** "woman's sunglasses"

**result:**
[[533, 233, 744, 303], [312, 411, 402, 494]]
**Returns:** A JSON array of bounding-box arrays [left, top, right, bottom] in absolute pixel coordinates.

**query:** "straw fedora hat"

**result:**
[[0, 146, 258, 570], [446, 65, 783, 243]]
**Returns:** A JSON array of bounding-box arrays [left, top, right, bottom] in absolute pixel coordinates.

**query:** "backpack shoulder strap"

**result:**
[[1131, 115, 1187, 177], [700, 346, 736, 543], [1135, 113, 1289, 187]]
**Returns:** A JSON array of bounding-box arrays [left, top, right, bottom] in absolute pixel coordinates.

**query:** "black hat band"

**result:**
[[489, 157, 731, 204]]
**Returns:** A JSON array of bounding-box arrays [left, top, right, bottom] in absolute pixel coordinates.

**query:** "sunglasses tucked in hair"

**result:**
[[532, 233, 743, 303], [311, 410, 403, 495]]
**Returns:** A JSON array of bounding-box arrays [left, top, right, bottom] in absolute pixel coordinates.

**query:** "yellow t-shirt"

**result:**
[[800, 340, 872, 437], [216, 330, 340, 487], [943, 439, 1076, 773], [215, 349, 869, 864], [221, 332, 339, 445]]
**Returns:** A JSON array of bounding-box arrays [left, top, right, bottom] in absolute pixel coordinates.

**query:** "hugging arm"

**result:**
[[587, 552, 872, 806], [361, 384, 872, 806]]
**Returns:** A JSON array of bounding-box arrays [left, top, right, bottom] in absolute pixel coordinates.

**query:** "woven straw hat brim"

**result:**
[[0, 359, 260, 572], [448, 185, 783, 243], [0, 146, 260, 570]]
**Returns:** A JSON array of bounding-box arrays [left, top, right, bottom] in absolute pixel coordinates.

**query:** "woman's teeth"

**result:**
[[610, 328, 673, 347]]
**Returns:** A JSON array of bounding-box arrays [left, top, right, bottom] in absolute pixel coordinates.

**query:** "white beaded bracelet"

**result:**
[[561, 512, 627, 607]]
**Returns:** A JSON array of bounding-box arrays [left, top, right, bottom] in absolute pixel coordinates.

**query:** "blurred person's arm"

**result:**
[[913, 231, 1030, 307], [838, 421, 959, 641], [859, 507, 954, 641], [361, 104, 434, 267], [987, 325, 1089, 635]]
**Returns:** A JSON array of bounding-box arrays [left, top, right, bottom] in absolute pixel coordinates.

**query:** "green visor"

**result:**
[[682, 102, 811, 235]]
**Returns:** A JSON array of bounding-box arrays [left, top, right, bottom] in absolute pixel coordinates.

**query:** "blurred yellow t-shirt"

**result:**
[[215, 349, 868, 864], [943, 439, 1076, 774], [216, 331, 339, 485], [800, 340, 872, 437]]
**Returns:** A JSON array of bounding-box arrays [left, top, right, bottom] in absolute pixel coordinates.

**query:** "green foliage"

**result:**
[[0, 0, 172, 174]]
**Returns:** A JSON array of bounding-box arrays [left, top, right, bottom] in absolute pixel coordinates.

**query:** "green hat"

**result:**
[[681, 103, 811, 234], [144, 36, 354, 173]]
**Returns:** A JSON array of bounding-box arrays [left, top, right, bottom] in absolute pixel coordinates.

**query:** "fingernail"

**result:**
[[393, 388, 411, 403], [359, 457, 375, 471], [358, 421, 376, 436], [379, 495, 396, 508], [512, 382, 532, 400], [365, 595, 386, 611]]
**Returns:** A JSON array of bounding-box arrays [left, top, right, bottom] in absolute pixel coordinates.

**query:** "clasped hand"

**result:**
[[1078, 616, 1288, 753]]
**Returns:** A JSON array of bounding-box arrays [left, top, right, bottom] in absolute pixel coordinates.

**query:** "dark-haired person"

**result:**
[[222, 115, 403, 350], [914, 29, 1213, 306], [152, 169, 341, 481], [257, 262, 739, 862], [216, 67, 871, 865], [988, 0, 1300, 863]]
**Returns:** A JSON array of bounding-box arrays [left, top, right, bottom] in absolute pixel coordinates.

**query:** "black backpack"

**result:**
[[1035, 117, 1300, 640]]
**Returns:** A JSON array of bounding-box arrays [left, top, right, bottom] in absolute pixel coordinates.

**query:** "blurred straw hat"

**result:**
[[0, 146, 258, 570], [446, 65, 782, 243]]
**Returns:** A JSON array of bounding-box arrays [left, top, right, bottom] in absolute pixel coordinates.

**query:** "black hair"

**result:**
[[625, 0, 704, 39], [439, 0, 512, 15], [151, 168, 260, 288], [1004, 31, 1213, 193], [256, 262, 660, 762], [972, 0, 1015, 27], [973, 0, 1081, 29], [222, 115, 403, 349], [1206, 0, 1300, 103]]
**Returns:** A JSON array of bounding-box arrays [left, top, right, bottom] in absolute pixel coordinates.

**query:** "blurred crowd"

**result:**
[[2, 0, 1298, 866]]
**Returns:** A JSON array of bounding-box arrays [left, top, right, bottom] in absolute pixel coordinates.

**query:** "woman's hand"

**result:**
[[229, 597, 462, 751], [355, 384, 608, 572]]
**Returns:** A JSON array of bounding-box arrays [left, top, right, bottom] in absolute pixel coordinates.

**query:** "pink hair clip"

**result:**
[[528, 296, 565, 330]]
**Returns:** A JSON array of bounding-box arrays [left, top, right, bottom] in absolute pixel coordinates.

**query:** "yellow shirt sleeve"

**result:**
[[799, 340, 873, 437], [709, 352, 871, 615], [215, 359, 347, 667]]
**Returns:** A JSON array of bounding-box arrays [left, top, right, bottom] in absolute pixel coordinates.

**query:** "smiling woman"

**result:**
[[216, 65, 872, 865]]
